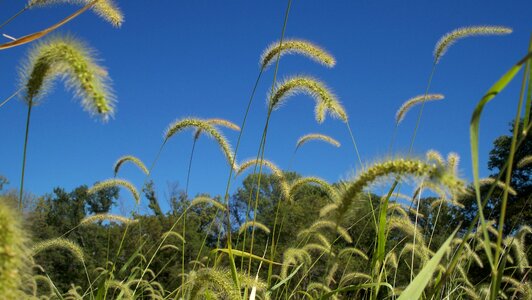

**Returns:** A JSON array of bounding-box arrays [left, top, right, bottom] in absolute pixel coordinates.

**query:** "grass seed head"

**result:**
[[395, 94, 444, 124], [19, 35, 115, 121], [88, 178, 140, 205], [32, 238, 85, 264], [27, 0, 124, 27], [434, 26, 512, 63], [296, 133, 341, 149], [165, 118, 237, 170], [0, 202, 30, 299], [269, 76, 347, 123], [113, 155, 149, 176], [80, 213, 137, 225], [260, 39, 336, 69]]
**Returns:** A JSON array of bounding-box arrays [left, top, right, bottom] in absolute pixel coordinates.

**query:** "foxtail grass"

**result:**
[[0, 202, 30, 299], [395, 94, 444, 124], [32, 238, 85, 263], [27, 0, 124, 27], [517, 155, 532, 168], [17, 35, 115, 210], [295, 133, 340, 150], [434, 26, 512, 63], [80, 213, 138, 226], [239, 221, 271, 235], [164, 117, 237, 170], [269, 76, 347, 123], [260, 39, 335, 69], [113, 155, 149, 176], [88, 178, 140, 204]]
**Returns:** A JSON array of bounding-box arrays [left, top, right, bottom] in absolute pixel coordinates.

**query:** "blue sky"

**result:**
[[1, 0, 531, 213]]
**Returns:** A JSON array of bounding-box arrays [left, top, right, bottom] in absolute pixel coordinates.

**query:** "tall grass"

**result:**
[[1, 2, 531, 300]]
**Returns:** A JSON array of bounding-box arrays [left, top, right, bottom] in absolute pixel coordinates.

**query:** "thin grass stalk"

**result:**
[[18, 99, 33, 210], [218, 62, 264, 295], [234, 0, 293, 291], [181, 139, 197, 297], [376, 59, 437, 299], [429, 121, 532, 298], [289, 219, 369, 298], [268, 191, 289, 287], [410, 179, 424, 282], [0, 87, 24, 109], [427, 197, 445, 249], [490, 48, 530, 300], [0, 7, 28, 31], [523, 36, 532, 133], [133, 207, 189, 293], [236, 143, 268, 278], [247, 111, 273, 285]]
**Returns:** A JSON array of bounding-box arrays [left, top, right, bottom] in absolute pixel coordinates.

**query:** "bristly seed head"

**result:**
[[19, 35, 115, 121], [269, 76, 347, 124], [296, 133, 340, 150], [395, 94, 444, 124], [88, 178, 140, 205], [26, 0, 124, 27], [113, 155, 149, 176], [260, 39, 336, 70], [433, 26, 512, 63], [164, 118, 237, 170]]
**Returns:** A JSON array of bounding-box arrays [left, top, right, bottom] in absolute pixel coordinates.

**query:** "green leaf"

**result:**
[[268, 264, 303, 292], [470, 55, 527, 268], [397, 228, 458, 300]]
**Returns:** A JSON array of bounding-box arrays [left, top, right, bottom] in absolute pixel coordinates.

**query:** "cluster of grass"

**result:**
[[0, 1, 531, 299]]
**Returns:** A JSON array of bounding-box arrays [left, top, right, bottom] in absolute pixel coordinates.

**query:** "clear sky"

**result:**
[[1, 0, 531, 213]]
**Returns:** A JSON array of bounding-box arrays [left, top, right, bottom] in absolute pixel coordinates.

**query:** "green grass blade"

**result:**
[[268, 264, 302, 292], [470, 55, 528, 268], [371, 180, 397, 299], [397, 227, 458, 300], [522, 36, 532, 132]]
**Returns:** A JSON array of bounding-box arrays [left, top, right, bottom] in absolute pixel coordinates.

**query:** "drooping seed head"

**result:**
[[336, 158, 465, 222], [260, 39, 336, 70], [105, 280, 133, 299], [236, 158, 290, 200], [289, 176, 339, 202], [113, 155, 149, 176], [19, 35, 115, 121], [161, 231, 186, 244], [477, 177, 517, 196], [79, 213, 137, 226], [517, 155, 532, 168], [88, 178, 140, 205], [238, 221, 270, 235], [194, 118, 240, 140], [395, 94, 444, 124], [0, 202, 30, 298], [32, 238, 84, 264], [190, 196, 226, 211], [27, 0, 124, 27], [296, 133, 340, 150], [338, 247, 368, 260], [269, 76, 347, 123], [164, 118, 237, 170], [433, 26, 512, 63], [308, 220, 352, 243]]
